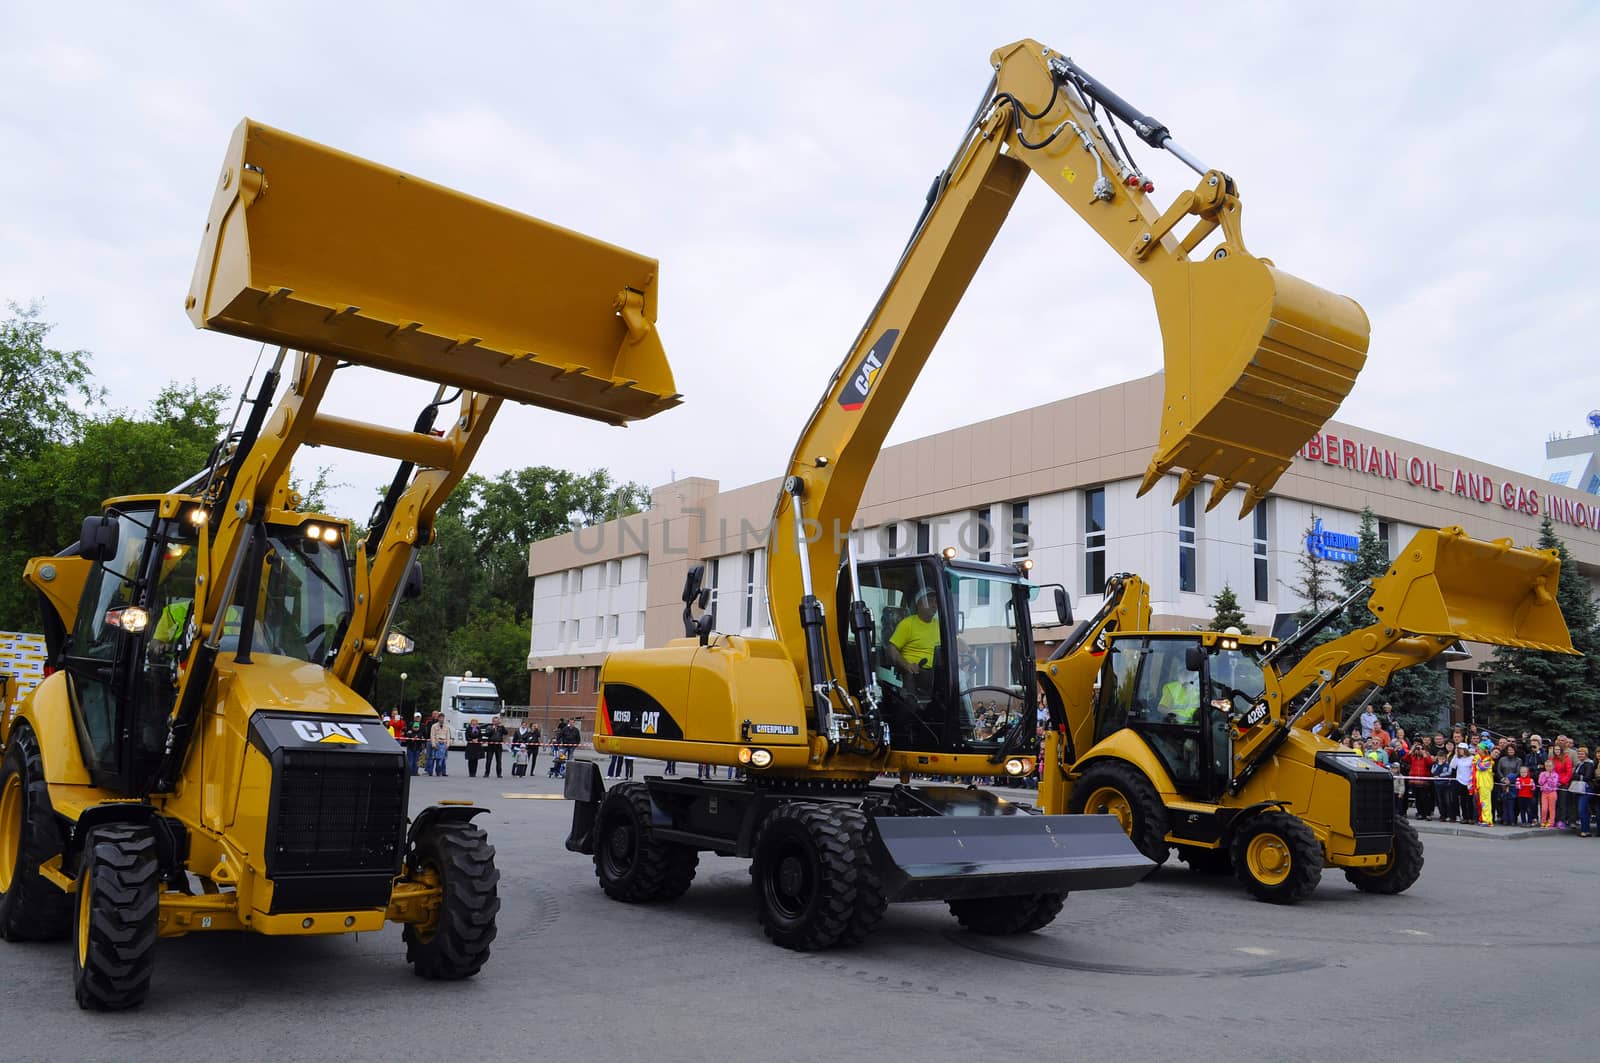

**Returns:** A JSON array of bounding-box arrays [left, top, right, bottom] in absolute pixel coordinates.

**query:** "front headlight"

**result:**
[[750, 748, 773, 768], [1004, 757, 1025, 776]]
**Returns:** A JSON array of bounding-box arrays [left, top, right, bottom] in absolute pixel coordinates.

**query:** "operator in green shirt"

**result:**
[[887, 587, 941, 673]]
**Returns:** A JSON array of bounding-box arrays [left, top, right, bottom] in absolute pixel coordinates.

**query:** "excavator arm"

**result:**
[[149, 119, 680, 789], [767, 39, 1369, 754], [1229, 526, 1576, 789]]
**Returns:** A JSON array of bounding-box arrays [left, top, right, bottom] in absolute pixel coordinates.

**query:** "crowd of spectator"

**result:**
[[381, 711, 583, 779], [1334, 704, 1596, 836]]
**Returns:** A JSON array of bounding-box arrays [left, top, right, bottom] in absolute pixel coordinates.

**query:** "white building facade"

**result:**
[[528, 374, 1600, 723]]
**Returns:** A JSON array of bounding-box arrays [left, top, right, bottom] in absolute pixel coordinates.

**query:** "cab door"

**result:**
[[1094, 636, 1226, 800]]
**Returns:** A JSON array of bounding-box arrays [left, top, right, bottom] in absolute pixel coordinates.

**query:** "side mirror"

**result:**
[[403, 559, 425, 600], [682, 563, 705, 604], [697, 588, 711, 611], [1185, 645, 1206, 672], [77, 515, 119, 562], [1054, 587, 1073, 627]]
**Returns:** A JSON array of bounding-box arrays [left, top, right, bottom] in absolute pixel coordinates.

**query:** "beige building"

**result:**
[[526, 374, 1600, 726]]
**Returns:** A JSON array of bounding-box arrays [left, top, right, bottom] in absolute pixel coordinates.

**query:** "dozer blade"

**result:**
[[1140, 254, 1370, 516], [187, 119, 679, 425], [869, 807, 1153, 902], [1368, 526, 1577, 653]]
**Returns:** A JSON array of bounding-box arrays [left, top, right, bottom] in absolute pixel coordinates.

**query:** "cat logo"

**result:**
[[837, 329, 899, 411], [641, 711, 661, 735], [1091, 620, 1117, 655], [291, 720, 370, 745]]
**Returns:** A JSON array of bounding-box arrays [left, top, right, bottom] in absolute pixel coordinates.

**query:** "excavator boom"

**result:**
[[768, 39, 1369, 750]]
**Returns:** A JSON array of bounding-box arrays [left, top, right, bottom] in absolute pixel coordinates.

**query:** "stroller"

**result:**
[[548, 747, 569, 779]]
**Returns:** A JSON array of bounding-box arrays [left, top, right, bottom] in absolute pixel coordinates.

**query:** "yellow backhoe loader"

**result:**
[[1036, 526, 1576, 902], [0, 120, 679, 1008], [565, 40, 1369, 949]]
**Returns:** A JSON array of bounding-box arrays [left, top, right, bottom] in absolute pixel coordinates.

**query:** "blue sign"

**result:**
[[1306, 517, 1359, 563]]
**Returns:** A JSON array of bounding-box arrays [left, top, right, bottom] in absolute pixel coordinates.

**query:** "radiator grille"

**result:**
[[1349, 772, 1395, 836], [270, 751, 406, 876]]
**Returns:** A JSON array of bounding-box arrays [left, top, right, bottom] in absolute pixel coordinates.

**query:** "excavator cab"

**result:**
[[839, 555, 1046, 761]]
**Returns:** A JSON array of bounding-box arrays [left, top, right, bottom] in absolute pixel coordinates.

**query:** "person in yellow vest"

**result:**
[[1158, 667, 1201, 724]]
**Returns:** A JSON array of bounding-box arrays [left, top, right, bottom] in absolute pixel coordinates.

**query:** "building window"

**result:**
[[915, 521, 930, 555], [706, 557, 720, 617], [606, 614, 618, 639], [567, 667, 579, 692], [1084, 488, 1106, 596], [1253, 502, 1270, 603], [573, 567, 584, 593], [975, 506, 991, 562], [556, 669, 567, 693], [1463, 672, 1490, 724], [1549, 470, 1571, 486], [1588, 473, 1600, 495], [884, 523, 900, 557], [607, 559, 622, 586], [636, 610, 646, 639], [1178, 492, 1197, 593], [1377, 519, 1391, 560], [592, 666, 601, 692], [1009, 499, 1030, 558], [743, 550, 761, 629]]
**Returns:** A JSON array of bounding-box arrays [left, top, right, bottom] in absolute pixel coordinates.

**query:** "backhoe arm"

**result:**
[[767, 40, 1369, 750]]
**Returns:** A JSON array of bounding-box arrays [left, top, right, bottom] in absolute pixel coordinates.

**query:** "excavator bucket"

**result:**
[[1368, 526, 1577, 653], [1141, 254, 1370, 515], [866, 790, 1153, 902], [187, 119, 679, 425]]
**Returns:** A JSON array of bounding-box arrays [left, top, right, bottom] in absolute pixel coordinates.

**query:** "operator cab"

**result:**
[[839, 554, 1063, 760], [1091, 631, 1268, 800], [60, 497, 356, 794]]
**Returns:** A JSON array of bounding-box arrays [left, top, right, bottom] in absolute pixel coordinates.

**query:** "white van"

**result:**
[[440, 674, 502, 745]]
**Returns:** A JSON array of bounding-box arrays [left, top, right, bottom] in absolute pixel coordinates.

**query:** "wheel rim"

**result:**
[[763, 840, 816, 923], [76, 866, 92, 967], [0, 773, 20, 894], [599, 812, 637, 881], [1245, 833, 1292, 886], [1083, 786, 1134, 836]]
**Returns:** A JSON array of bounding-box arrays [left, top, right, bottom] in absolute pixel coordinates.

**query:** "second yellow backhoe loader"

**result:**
[[1036, 526, 1576, 903], [0, 120, 679, 1008], [566, 39, 1369, 948]]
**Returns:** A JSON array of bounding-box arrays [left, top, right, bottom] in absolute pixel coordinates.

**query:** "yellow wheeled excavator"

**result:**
[[565, 39, 1369, 949], [1036, 526, 1576, 903], [0, 119, 679, 1009]]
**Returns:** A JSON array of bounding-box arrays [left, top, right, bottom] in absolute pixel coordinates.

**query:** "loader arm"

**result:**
[[767, 39, 1369, 752], [150, 118, 680, 790], [1230, 526, 1576, 788]]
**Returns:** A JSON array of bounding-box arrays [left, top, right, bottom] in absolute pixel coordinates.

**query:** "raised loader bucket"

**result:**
[[1368, 526, 1576, 653], [187, 119, 679, 425], [1142, 253, 1370, 516], [868, 790, 1153, 902]]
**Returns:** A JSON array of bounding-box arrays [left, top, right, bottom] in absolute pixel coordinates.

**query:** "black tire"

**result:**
[[72, 824, 160, 1010], [1067, 762, 1171, 866], [751, 803, 884, 950], [0, 722, 72, 941], [947, 892, 1065, 935], [593, 783, 698, 903], [1176, 845, 1232, 875], [403, 821, 500, 980], [1344, 818, 1424, 895], [1230, 810, 1323, 905]]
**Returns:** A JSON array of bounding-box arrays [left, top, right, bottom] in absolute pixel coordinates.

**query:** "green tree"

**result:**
[[1208, 583, 1252, 634], [1484, 518, 1600, 737], [0, 303, 102, 472], [0, 381, 228, 629], [373, 466, 649, 716]]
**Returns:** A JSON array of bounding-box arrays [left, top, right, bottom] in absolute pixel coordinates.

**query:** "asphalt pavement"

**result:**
[[2, 754, 1594, 1063]]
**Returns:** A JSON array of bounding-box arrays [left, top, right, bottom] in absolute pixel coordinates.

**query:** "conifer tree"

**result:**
[[1208, 583, 1252, 634]]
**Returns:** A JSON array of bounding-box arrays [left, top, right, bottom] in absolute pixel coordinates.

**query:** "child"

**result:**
[[1538, 759, 1561, 827], [1390, 761, 1407, 818], [1515, 765, 1536, 826], [1432, 752, 1457, 822]]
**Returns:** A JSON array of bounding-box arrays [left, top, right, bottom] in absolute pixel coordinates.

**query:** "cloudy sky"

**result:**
[[4, 2, 1597, 520]]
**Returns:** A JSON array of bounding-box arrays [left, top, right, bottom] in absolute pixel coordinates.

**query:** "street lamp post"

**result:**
[[399, 671, 408, 715]]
